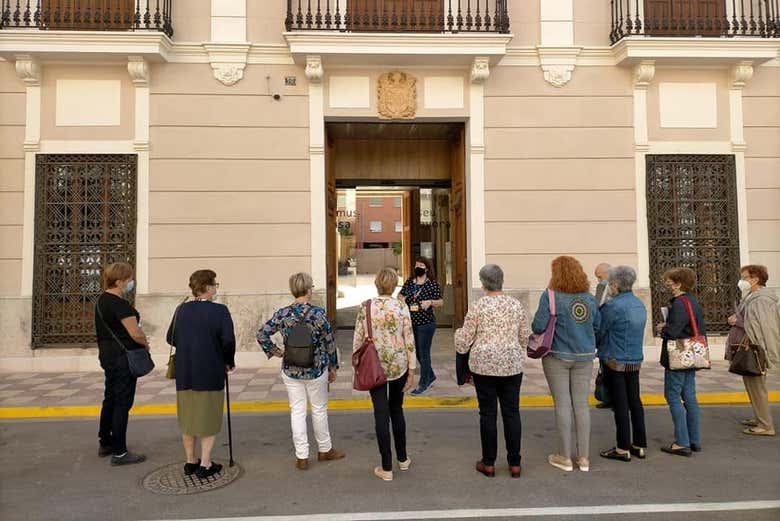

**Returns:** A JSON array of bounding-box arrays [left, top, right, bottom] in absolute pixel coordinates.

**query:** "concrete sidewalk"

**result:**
[[1, 331, 778, 414]]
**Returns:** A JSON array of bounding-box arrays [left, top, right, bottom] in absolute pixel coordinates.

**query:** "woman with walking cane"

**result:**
[[167, 270, 236, 479]]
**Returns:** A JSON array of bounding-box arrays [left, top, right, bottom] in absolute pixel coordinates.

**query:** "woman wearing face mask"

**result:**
[[95, 262, 149, 466], [727, 265, 778, 436], [399, 257, 444, 395], [167, 269, 236, 479], [596, 266, 648, 462], [655, 267, 706, 457]]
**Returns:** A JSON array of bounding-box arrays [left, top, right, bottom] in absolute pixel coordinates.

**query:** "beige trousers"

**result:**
[[743, 374, 774, 431]]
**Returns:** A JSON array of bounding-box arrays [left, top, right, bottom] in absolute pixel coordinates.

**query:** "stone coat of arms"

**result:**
[[377, 71, 417, 119]]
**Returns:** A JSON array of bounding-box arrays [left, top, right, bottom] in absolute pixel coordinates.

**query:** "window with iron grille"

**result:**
[[646, 154, 740, 335], [32, 154, 137, 347]]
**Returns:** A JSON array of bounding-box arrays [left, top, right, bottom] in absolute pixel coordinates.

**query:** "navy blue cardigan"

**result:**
[[660, 292, 707, 370], [167, 301, 236, 391]]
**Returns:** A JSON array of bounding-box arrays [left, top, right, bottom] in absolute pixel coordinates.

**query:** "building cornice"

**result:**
[[283, 32, 513, 67], [1, 31, 777, 70], [611, 37, 780, 66], [0, 30, 172, 62]]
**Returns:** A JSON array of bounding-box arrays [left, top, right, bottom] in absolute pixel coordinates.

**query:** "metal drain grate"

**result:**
[[142, 461, 242, 495]]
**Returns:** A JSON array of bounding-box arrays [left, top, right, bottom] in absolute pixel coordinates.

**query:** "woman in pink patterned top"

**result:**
[[352, 267, 416, 482], [455, 264, 531, 479]]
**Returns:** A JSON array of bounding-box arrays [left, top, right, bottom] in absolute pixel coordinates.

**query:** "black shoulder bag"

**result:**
[[95, 296, 155, 378]]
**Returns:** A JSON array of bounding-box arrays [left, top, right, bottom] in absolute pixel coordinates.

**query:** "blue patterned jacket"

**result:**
[[256, 302, 338, 380]]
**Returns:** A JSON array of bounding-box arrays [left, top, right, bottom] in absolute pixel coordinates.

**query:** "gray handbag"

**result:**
[[95, 296, 155, 378]]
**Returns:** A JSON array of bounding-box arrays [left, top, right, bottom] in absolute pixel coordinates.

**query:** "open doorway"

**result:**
[[325, 122, 467, 329]]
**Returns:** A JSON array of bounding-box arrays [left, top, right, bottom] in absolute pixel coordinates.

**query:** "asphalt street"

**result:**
[[1, 405, 778, 521]]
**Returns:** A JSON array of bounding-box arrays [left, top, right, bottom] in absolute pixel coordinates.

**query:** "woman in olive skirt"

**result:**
[[167, 269, 236, 479]]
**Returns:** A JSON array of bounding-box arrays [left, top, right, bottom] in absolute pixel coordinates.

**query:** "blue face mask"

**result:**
[[124, 280, 136, 294]]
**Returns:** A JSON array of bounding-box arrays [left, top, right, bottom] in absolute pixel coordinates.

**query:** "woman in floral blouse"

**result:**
[[256, 272, 345, 470], [353, 267, 416, 482], [455, 264, 531, 479]]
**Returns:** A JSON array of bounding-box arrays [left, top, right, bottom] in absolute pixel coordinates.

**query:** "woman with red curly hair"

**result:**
[[532, 256, 601, 473]]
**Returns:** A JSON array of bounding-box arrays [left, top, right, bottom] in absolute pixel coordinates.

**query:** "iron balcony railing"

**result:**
[[611, 1, 779, 43], [286, 0, 510, 33], [0, 1, 173, 37]]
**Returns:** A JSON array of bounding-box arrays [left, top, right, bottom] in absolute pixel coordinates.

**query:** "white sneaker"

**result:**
[[575, 457, 590, 472], [399, 458, 412, 471], [374, 466, 393, 481]]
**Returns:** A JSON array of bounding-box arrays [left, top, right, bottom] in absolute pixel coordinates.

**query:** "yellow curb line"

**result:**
[[0, 391, 778, 419]]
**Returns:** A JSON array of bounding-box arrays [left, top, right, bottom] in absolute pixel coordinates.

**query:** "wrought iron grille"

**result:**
[[285, 0, 510, 33], [32, 154, 137, 347], [611, 0, 780, 43], [646, 154, 740, 335], [0, 0, 174, 37]]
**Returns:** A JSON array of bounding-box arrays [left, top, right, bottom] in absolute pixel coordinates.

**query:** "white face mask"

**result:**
[[737, 279, 752, 292], [123, 280, 136, 294]]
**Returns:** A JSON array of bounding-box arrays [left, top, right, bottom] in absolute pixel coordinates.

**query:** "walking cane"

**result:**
[[225, 371, 235, 467]]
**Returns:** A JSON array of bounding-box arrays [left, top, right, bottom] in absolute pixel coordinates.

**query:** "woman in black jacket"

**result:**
[[167, 269, 236, 479], [655, 267, 706, 457], [95, 262, 149, 466]]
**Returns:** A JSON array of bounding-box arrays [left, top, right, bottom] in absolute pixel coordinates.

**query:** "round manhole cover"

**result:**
[[142, 461, 242, 495]]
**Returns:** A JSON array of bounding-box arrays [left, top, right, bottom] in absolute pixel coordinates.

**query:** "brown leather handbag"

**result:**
[[352, 299, 388, 391], [729, 336, 768, 377]]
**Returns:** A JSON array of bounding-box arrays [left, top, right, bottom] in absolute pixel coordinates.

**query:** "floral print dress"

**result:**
[[352, 297, 416, 381], [454, 295, 531, 377]]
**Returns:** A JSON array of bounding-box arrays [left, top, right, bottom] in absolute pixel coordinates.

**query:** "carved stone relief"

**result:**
[[377, 71, 417, 120]]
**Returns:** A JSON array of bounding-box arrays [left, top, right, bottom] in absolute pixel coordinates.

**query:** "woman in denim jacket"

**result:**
[[532, 256, 600, 473], [596, 266, 648, 462]]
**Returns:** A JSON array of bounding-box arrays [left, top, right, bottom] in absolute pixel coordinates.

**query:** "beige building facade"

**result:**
[[0, 0, 778, 370]]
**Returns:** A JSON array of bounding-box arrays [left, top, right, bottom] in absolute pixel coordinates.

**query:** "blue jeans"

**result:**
[[413, 322, 437, 389], [663, 369, 700, 447]]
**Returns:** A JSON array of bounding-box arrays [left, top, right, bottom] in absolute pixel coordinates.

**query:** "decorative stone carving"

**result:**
[[127, 56, 149, 87], [538, 47, 581, 88], [633, 61, 656, 89], [542, 66, 574, 88], [203, 43, 250, 86], [471, 57, 490, 84], [14, 55, 41, 86], [730, 61, 753, 89], [305, 55, 323, 83], [377, 71, 417, 120], [211, 64, 245, 86]]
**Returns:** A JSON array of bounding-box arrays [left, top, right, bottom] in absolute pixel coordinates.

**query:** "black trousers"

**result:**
[[473, 372, 523, 467], [604, 366, 647, 450], [98, 354, 137, 455], [369, 372, 408, 472]]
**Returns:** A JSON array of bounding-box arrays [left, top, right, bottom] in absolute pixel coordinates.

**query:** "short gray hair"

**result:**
[[608, 266, 637, 293], [479, 264, 504, 292]]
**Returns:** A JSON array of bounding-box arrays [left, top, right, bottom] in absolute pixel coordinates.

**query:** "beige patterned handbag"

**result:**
[[667, 295, 711, 370]]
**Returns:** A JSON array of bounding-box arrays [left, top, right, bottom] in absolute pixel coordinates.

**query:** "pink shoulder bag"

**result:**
[[527, 289, 557, 359]]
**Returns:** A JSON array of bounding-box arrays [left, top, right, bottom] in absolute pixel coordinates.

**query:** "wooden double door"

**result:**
[[643, 0, 727, 36], [346, 0, 445, 31], [40, 0, 136, 30]]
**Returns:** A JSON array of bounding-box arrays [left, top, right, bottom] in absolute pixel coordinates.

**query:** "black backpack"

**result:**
[[283, 307, 315, 368]]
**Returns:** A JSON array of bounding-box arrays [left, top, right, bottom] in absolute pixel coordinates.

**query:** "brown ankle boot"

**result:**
[[317, 448, 346, 461], [296, 458, 309, 470], [475, 461, 495, 477]]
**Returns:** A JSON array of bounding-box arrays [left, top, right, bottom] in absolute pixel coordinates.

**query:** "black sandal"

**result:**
[[661, 444, 692, 457], [183, 459, 201, 476], [600, 447, 631, 462], [630, 446, 646, 459], [196, 462, 223, 479]]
